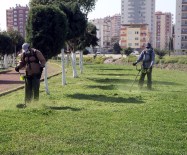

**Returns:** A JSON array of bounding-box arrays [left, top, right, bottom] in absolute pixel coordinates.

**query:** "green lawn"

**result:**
[[0, 63, 186, 154]]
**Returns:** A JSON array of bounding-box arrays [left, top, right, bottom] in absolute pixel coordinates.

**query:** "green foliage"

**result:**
[[83, 55, 106, 64], [0, 31, 13, 55], [123, 47, 133, 56], [76, 0, 98, 15], [77, 22, 99, 50], [0, 63, 187, 154], [7, 29, 25, 53], [113, 42, 121, 54], [154, 49, 167, 59], [163, 56, 187, 64], [26, 5, 67, 60], [59, 2, 86, 40], [83, 49, 89, 55]]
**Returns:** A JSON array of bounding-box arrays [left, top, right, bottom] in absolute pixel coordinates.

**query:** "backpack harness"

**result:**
[[143, 49, 153, 62], [23, 49, 39, 70]]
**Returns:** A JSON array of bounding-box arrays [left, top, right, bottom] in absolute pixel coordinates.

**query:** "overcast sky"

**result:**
[[0, 0, 176, 31]]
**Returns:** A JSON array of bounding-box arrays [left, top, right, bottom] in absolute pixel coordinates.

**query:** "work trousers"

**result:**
[[25, 74, 41, 102], [138, 68, 152, 90]]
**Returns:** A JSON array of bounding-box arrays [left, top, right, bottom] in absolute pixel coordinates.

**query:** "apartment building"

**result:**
[[121, 0, 155, 46], [175, 0, 187, 51], [90, 17, 111, 51], [120, 24, 150, 50], [6, 4, 29, 38], [155, 12, 173, 50], [110, 14, 121, 45]]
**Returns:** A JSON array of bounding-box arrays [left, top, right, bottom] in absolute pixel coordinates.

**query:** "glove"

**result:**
[[132, 62, 137, 66], [40, 67, 44, 73], [15, 66, 19, 72]]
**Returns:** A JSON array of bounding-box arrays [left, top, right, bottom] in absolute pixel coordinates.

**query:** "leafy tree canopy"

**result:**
[[7, 30, 25, 52], [154, 48, 167, 59], [30, 0, 97, 16], [59, 2, 87, 41], [26, 5, 67, 60], [0, 31, 13, 55], [113, 42, 121, 54], [123, 47, 133, 56], [77, 22, 99, 50]]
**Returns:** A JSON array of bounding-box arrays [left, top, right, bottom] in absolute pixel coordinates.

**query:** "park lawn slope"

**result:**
[[0, 63, 186, 154]]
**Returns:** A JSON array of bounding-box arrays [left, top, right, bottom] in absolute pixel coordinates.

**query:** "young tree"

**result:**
[[59, 2, 87, 78], [76, 22, 99, 74], [7, 30, 24, 66], [123, 47, 133, 63], [0, 32, 13, 68], [113, 42, 122, 54], [26, 5, 67, 93]]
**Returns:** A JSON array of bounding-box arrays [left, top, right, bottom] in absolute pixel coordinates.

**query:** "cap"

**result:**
[[146, 43, 151, 48], [22, 43, 30, 53]]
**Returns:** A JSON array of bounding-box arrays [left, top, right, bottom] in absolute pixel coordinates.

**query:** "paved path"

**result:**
[[0, 64, 61, 96]]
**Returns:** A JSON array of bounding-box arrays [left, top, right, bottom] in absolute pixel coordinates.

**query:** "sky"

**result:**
[[0, 0, 176, 31]]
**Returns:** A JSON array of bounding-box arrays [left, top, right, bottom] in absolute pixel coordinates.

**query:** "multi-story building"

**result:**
[[121, 0, 155, 46], [6, 4, 29, 38], [155, 12, 173, 50], [90, 14, 121, 52], [110, 14, 121, 45], [90, 17, 111, 51], [120, 24, 150, 50], [175, 0, 187, 51]]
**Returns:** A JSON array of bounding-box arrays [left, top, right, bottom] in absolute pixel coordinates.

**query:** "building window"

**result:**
[[19, 10, 23, 13], [135, 43, 139, 46]]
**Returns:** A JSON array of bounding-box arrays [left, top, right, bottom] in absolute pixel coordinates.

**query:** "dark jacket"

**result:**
[[136, 48, 155, 69]]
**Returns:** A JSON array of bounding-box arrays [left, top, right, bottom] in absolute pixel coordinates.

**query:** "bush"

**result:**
[[83, 56, 106, 64]]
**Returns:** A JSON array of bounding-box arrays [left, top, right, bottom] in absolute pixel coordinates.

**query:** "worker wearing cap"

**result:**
[[133, 43, 155, 90], [15, 43, 46, 102]]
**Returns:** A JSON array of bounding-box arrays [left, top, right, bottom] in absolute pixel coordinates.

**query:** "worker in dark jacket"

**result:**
[[15, 43, 46, 102], [133, 43, 155, 90]]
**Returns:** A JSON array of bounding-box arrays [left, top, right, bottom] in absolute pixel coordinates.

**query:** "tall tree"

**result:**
[[26, 5, 67, 93], [76, 22, 99, 73], [113, 42, 122, 54], [26, 5, 67, 60], [0, 31, 13, 68], [7, 30, 24, 66], [59, 2, 87, 78]]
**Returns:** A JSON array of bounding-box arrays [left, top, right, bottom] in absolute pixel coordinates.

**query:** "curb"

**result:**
[[0, 71, 62, 97]]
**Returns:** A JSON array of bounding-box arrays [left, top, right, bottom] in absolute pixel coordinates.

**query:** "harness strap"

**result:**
[[23, 49, 39, 70]]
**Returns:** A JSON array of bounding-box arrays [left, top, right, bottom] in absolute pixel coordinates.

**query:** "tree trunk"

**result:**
[[12, 45, 16, 66], [61, 49, 66, 85], [71, 52, 78, 78], [44, 62, 50, 95], [3, 54, 8, 69], [79, 50, 83, 74]]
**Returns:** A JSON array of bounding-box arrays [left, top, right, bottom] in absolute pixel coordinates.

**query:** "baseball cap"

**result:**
[[146, 43, 151, 48], [22, 43, 30, 53]]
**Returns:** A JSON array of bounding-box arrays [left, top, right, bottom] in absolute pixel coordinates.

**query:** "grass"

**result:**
[[0, 62, 186, 154]]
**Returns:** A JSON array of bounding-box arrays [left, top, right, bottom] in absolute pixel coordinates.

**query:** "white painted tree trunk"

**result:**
[[12, 46, 16, 66], [12, 54, 15, 67], [61, 49, 66, 85], [79, 51, 83, 74], [3, 54, 8, 69], [44, 62, 50, 95], [71, 52, 78, 78]]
